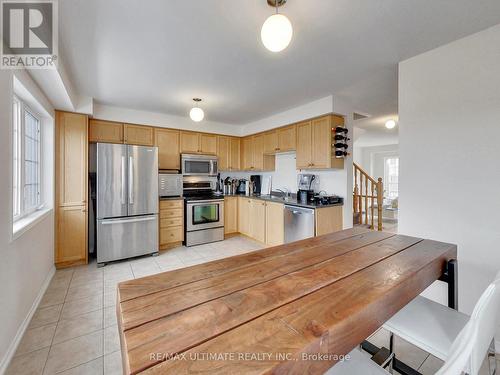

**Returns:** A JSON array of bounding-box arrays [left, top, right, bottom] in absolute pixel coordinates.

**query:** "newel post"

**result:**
[[376, 178, 383, 231]]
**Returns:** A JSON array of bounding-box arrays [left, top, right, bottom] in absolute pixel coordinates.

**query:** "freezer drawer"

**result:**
[[97, 214, 158, 264], [284, 205, 315, 243]]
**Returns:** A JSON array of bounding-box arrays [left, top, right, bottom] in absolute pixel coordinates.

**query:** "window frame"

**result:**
[[383, 156, 399, 200], [13, 95, 44, 222]]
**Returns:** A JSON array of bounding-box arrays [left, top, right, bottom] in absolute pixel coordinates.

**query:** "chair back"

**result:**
[[468, 270, 500, 374], [435, 320, 476, 375]]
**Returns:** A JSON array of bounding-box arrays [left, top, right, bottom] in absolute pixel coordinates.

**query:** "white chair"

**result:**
[[383, 271, 500, 375], [325, 319, 476, 375]]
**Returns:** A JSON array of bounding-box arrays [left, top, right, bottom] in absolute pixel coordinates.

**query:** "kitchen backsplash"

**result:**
[[220, 152, 347, 197]]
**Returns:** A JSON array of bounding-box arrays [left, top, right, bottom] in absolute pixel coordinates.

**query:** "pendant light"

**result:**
[[261, 0, 293, 52], [189, 98, 204, 122], [385, 119, 397, 129]]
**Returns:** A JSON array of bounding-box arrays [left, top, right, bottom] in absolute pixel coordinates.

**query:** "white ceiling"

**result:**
[[59, 0, 500, 125]]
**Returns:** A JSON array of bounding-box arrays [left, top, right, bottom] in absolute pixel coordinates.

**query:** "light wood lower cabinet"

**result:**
[[224, 197, 238, 235], [55, 111, 88, 268], [238, 197, 251, 236], [315, 206, 343, 236], [265, 201, 284, 246], [159, 199, 184, 250], [249, 199, 266, 243]]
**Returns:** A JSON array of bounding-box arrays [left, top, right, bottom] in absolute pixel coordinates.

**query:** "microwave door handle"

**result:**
[[129, 156, 134, 204], [121, 156, 126, 205]]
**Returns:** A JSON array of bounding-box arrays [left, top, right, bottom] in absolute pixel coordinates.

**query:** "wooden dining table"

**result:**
[[116, 227, 457, 375]]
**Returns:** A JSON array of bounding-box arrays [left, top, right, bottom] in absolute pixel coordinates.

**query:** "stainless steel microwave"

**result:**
[[181, 154, 218, 176]]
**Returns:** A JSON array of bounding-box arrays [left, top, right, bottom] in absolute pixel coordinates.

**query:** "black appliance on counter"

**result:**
[[314, 195, 344, 206], [237, 179, 247, 194], [250, 175, 262, 195], [297, 189, 315, 204]]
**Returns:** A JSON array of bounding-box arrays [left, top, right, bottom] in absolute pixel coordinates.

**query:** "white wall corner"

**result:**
[[0, 267, 55, 375], [75, 96, 93, 115]]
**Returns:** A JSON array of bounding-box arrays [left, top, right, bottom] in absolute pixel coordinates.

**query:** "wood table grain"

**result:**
[[116, 228, 457, 375]]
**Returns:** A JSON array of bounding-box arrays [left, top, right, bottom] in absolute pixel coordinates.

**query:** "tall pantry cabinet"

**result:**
[[55, 111, 88, 268]]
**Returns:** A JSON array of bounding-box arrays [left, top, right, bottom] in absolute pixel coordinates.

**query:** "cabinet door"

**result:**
[[296, 121, 312, 169], [266, 202, 284, 246], [238, 198, 251, 236], [200, 134, 217, 155], [155, 128, 180, 170], [89, 119, 123, 143], [263, 130, 278, 154], [250, 199, 266, 243], [311, 116, 331, 168], [224, 197, 238, 234], [252, 134, 265, 171], [278, 125, 297, 151], [57, 112, 88, 206], [180, 132, 200, 153], [315, 206, 343, 236], [217, 136, 230, 171], [241, 137, 253, 171], [124, 124, 154, 146], [229, 137, 240, 171], [56, 205, 87, 264]]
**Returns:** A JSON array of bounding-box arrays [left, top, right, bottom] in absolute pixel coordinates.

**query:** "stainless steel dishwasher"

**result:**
[[284, 205, 315, 243]]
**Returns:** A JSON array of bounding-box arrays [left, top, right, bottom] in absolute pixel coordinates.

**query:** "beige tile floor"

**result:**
[[6, 235, 497, 374]]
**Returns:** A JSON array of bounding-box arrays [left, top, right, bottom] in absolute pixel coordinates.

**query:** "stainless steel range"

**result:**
[[183, 176, 224, 247]]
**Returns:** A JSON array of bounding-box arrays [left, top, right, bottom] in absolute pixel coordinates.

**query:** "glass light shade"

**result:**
[[385, 120, 396, 129], [190, 107, 204, 122], [261, 14, 293, 52]]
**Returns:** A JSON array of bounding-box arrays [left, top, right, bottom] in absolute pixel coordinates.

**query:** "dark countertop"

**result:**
[[221, 194, 343, 209]]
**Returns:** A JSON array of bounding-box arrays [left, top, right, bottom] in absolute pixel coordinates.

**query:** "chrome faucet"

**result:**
[[275, 188, 290, 201]]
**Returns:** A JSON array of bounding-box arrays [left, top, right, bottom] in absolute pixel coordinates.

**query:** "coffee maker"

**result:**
[[250, 175, 262, 195], [297, 174, 317, 203]]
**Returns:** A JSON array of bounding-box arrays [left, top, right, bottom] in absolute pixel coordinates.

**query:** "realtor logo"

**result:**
[[1, 0, 58, 69]]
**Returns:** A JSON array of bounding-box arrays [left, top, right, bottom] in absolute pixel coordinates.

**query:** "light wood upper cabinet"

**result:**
[[241, 137, 253, 171], [229, 137, 240, 170], [278, 125, 296, 152], [295, 115, 344, 169], [124, 124, 154, 146], [155, 128, 180, 170], [200, 134, 217, 154], [264, 130, 279, 154], [311, 116, 331, 168], [252, 135, 265, 170], [224, 196, 238, 235], [57, 112, 88, 206], [55, 111, 88, 268], [89, 119, 123, 143], [296, 120, 313, 169], [249, 199, 266, 243], [180, 132, 217, 154], [265, 201, 284, 246], [238, 197, 251, 236], [180, 131, 200, 153], [217, 136, 230, 171]]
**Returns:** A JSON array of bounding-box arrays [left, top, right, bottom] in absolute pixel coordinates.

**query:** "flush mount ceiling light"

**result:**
[[189, 98, 204, 122], [261, 0, 293, 52], [385, 119, 397, 129]]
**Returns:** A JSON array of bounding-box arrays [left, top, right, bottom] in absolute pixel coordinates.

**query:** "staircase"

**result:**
[[353, 163, 383, 231]]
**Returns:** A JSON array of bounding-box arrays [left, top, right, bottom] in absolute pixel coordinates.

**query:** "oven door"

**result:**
[[186, 200, 224, 231]]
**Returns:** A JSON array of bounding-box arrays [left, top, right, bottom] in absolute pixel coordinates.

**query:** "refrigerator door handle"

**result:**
[[129, 156, 134, 204], [101, 216, 156, 225], [121, 156, 126, 205]]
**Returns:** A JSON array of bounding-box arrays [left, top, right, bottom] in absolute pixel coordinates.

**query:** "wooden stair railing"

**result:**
[[353, 162, 383, 231]]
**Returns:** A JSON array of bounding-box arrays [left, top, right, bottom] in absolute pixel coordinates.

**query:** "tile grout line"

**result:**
[[41, 268, 75, 375]]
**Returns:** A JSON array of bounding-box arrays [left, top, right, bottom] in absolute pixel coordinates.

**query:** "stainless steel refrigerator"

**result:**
[[96, 143, 158, 265]]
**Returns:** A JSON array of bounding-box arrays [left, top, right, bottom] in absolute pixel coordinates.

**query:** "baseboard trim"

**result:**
[[0, 266, 56, 375]]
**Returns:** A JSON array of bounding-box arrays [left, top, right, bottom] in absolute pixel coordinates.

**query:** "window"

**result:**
[[13, 96, 42, 221], [384, 157, 399, 199]]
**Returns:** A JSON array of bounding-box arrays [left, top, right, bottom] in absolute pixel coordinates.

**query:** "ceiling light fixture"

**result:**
[[385, 119, 397, 129], [261, 0, 293, 52], [189, 98, 204, 122]]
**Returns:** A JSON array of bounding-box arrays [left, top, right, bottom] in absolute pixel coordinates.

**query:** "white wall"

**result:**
[[0, 70, 56, 372], [355, 144, 399, 179], [93, 103, 241, 136], [398, 24, 500, 336]]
